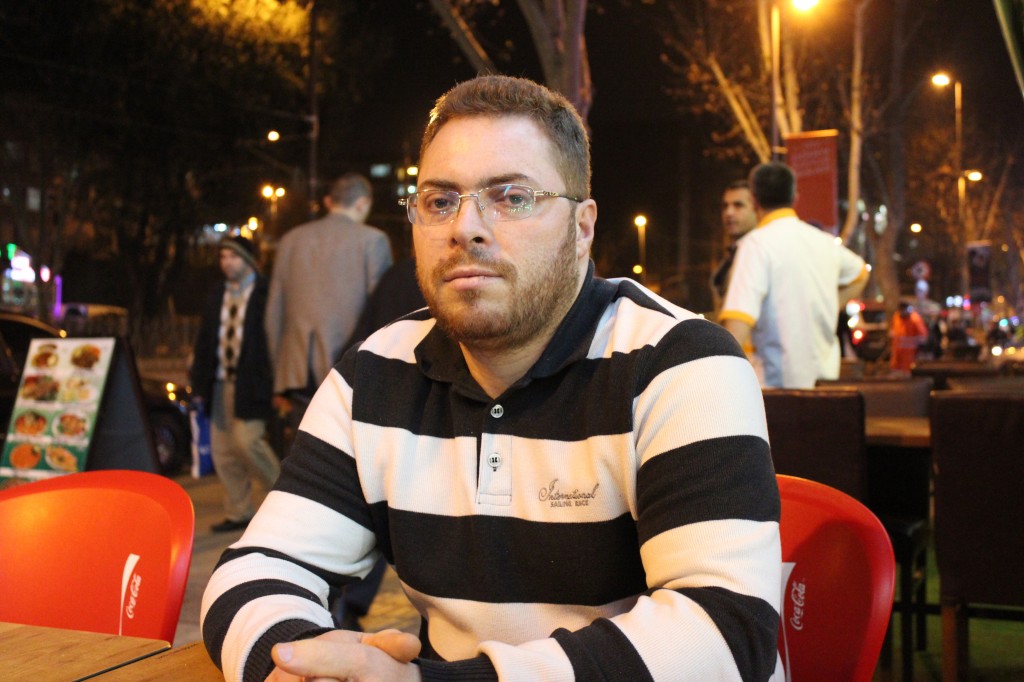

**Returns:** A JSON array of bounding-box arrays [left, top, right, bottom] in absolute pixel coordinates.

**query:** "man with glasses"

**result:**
[[202, 75, 781, 682]]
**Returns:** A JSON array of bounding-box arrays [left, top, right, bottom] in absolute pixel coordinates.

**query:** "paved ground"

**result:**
[[173, 472, 419, 647]]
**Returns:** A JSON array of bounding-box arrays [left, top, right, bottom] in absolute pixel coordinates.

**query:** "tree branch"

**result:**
[[427, 0, 497, 75]]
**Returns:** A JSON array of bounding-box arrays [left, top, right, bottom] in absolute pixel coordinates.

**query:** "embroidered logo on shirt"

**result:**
[[539, 479, 600, 508]]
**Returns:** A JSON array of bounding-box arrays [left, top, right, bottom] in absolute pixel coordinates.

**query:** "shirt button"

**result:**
[[487, 453, 502, 471], [490, 405, 504, 418]]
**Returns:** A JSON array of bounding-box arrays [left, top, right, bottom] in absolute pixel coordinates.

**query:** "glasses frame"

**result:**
[[399, 184, 584, 226]]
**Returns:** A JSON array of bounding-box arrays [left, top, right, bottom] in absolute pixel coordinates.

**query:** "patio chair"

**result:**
[[777, 474, 896, 682], [930, 391, 1024, 681], [0, 470, 195, 643], [764, 388, 929, 681]]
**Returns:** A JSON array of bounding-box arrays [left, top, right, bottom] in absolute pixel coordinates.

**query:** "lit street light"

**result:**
[[932, 72, 984, 296], [634, 214, 648, 284], [262, 184, 286, 236]]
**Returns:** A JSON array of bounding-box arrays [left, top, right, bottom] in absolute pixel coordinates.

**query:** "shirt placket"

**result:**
[[477, 402, 512, 506]]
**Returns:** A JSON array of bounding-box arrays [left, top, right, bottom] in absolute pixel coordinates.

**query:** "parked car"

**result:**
[[845, 299, 889, 362], [0, 312, 191, 475]]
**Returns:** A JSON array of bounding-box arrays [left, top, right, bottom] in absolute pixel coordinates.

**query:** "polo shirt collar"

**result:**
[[415, 260, 614, 399], [757, 207, 797, 227]]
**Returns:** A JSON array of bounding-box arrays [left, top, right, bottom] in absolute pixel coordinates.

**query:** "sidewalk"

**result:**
[[174, 472, 420, 648]]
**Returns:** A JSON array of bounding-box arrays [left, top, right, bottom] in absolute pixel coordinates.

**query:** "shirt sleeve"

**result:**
[[200, 366, 381, 682], [719, 237, 768, 326], [837, 246, 868, 287]]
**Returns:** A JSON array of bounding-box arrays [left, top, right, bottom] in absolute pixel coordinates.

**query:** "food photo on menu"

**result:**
[[0, 338, 115, 484]]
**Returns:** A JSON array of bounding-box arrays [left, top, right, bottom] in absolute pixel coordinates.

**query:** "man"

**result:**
[[720, 162, 868, 389], [710, 180, 758, 313], [202, 75, 781, 681], [264, 172, 393, 415], [190, 236, 280, 533], [263, 172, 393, 629], [889, 301, 928, 374]]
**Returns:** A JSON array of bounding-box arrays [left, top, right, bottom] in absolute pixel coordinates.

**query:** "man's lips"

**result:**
[[443, 266, 499, 282], [441, 266, 501, 291]]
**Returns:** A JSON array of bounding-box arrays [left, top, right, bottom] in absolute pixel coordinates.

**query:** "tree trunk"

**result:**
[[841, 0, 873, 244], [877, 0, 911, 315]]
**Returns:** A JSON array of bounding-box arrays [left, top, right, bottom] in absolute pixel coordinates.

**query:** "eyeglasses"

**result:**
[[399, 184, 583, 226]]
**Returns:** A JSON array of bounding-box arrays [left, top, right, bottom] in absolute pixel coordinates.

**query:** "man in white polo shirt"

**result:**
[[720, 162, 868, 388]]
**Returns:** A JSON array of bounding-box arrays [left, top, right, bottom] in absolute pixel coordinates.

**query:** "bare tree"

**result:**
[[427, 0, 593, 122]]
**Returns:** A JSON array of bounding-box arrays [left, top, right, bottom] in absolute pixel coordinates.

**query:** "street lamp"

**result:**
[[932, 72, 973, 294], [634, 214, 648, 284]]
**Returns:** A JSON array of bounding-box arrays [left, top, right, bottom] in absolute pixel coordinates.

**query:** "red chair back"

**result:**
[[0, 470, 194, 642], [777, 474, 895, 682]]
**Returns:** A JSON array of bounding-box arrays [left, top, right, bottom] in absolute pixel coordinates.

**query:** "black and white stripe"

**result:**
[[202, 271, 782, 681]]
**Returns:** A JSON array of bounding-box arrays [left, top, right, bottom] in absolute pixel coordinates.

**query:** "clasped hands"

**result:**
[[266, 628, 423, 682]]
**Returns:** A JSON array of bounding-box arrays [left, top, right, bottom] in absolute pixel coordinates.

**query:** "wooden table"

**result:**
[[864, 416, 932, 521], [92, 641, 223, 681], [0, 621, 169, 680], [865, 416, 931, 448]]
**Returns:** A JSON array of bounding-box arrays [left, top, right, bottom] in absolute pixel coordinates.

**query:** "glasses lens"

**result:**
[[413, 190, 460, 225], [482, 185, 535, 221]]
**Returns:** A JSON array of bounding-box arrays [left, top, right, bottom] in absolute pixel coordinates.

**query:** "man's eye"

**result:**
[[423, 194, 454, 212], [491, 186, 531, 207]]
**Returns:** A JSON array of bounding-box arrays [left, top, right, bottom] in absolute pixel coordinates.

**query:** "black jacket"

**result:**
[[190, 276, 274, 420]]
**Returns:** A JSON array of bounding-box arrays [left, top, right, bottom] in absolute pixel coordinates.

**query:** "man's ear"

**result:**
[[574, 199, 597, 260]]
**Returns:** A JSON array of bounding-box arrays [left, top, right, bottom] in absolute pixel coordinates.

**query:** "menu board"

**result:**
[[0, 337, 116, 482]]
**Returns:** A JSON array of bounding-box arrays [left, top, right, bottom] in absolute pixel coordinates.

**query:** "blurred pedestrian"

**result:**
[[264, 172, 393, 441], [889, 302, 928, 374], [190, 236, 279, 533], [709, 179, 757, 315], [720, 162, 869, 388], [262, 173, 394, 626]]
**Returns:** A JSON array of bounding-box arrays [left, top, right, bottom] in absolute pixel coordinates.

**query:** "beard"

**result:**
[[418, 218, 580, 352]]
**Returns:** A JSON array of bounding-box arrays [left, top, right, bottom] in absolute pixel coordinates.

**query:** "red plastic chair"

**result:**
[[777, 475, 896, 682], [0, 470, 194, 643]]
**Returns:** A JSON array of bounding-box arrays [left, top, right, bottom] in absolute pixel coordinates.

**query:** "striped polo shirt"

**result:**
[[202, 266, 782, 682]]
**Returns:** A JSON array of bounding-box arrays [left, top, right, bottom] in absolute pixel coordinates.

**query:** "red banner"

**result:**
[[785, 130, 839, 234]]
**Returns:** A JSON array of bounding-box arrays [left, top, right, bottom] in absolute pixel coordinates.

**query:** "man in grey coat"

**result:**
[[265, 172, 393, 416]]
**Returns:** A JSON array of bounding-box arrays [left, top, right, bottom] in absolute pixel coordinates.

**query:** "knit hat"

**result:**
[[219, 235, 260, 272]]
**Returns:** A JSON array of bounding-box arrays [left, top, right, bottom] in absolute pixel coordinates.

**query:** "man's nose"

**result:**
[[448, 194, 490, 243]]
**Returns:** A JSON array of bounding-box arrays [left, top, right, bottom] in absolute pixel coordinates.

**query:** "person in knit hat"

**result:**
[[218, 234, 261, 272], [190, 234, 279, 532]]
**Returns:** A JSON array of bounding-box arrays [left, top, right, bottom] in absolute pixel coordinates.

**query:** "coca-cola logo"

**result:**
[[125, 573, 142, 619], [119, 553, 142, 635], [789, 579, 806, 631]]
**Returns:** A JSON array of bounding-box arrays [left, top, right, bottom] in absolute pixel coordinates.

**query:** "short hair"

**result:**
[[749, 162, 796, 210], [420, 75, 591, 198], [724, 179, 750, 193], [327, 173, 372, 207]]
